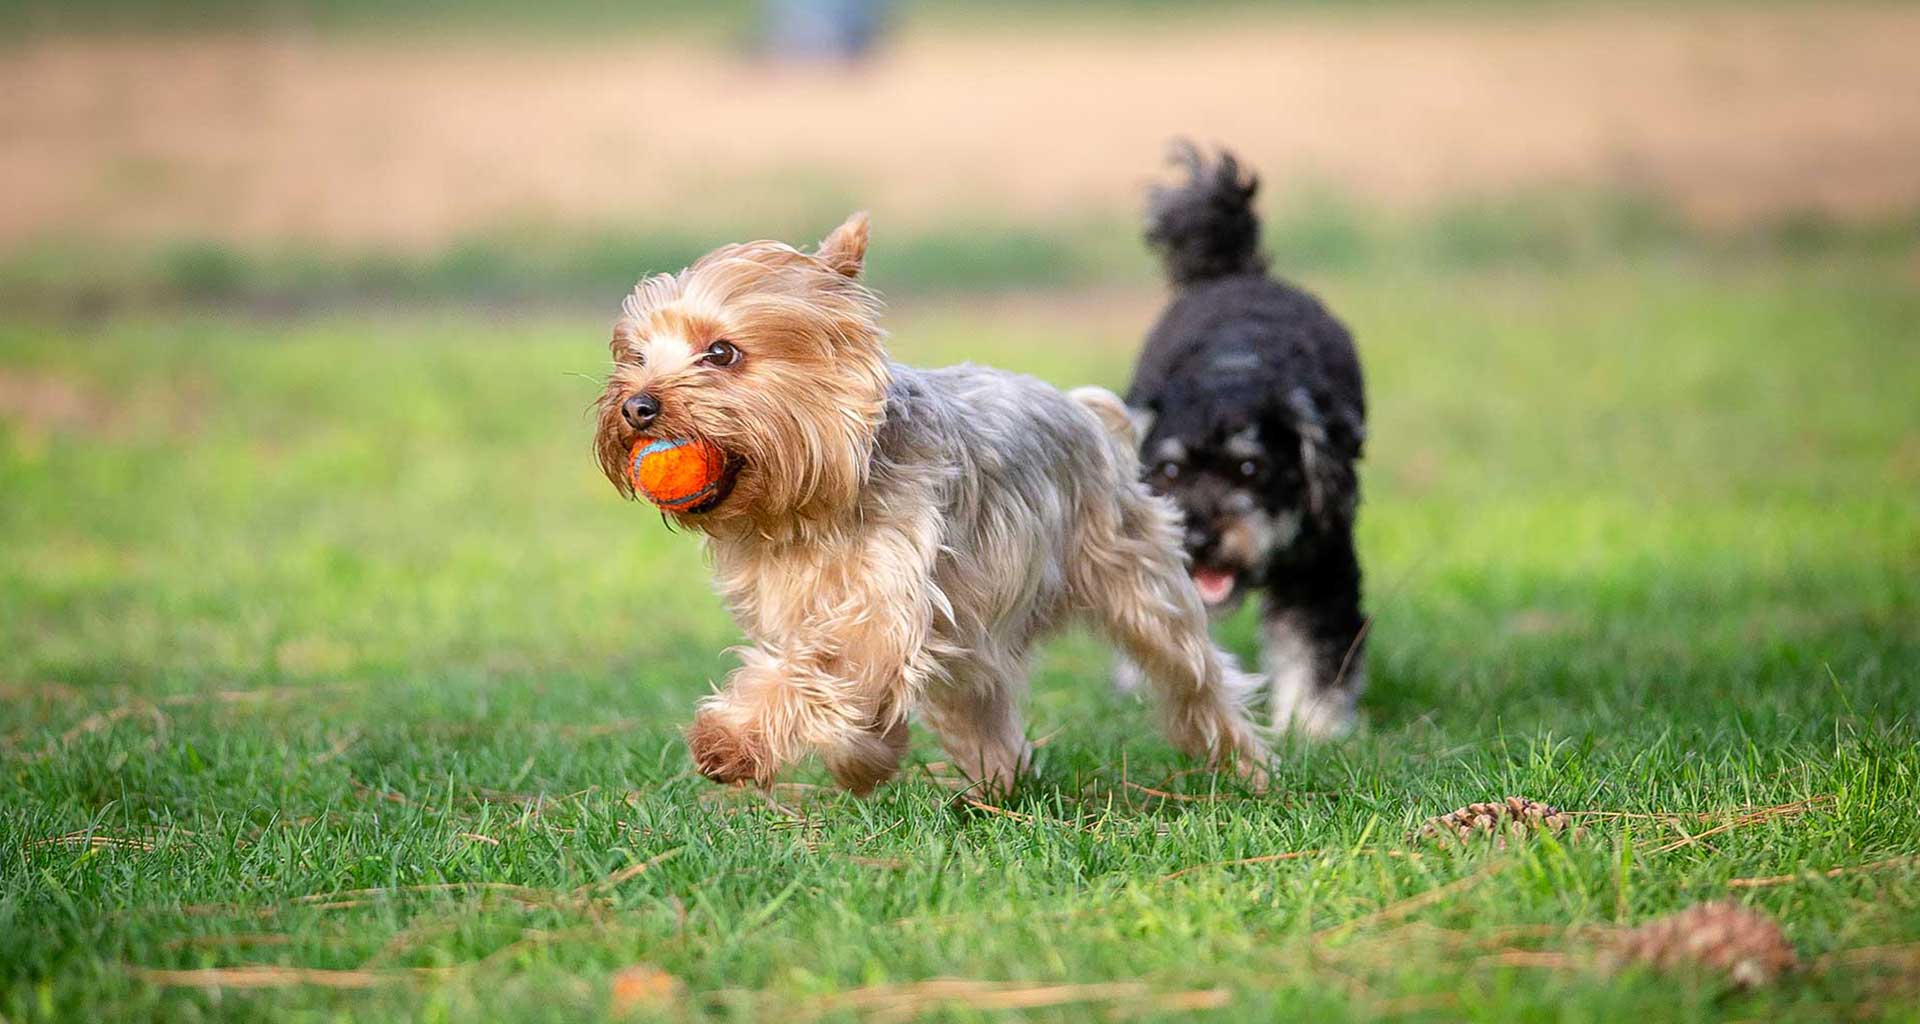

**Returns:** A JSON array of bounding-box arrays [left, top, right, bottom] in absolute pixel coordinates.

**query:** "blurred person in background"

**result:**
[[761, 0, 891, 64]]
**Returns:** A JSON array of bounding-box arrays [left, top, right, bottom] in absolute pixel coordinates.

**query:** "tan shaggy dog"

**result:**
[[594, 214, 1269, 794]]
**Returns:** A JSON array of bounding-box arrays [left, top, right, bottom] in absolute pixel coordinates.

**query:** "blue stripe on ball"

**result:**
[[631, 437, 722, 509], [631, 437, 689, 477]]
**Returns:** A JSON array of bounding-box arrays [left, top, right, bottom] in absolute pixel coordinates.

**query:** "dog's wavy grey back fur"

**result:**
[[869, 365, 1102, 644], [707, 360, 1269, 789]]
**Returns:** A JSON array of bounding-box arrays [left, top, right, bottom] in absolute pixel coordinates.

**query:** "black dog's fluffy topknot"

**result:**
[[1145, 141, 1266, 287]]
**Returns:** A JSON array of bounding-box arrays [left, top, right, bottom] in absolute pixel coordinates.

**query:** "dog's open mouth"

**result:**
[[1192, 566, 1237, 606]]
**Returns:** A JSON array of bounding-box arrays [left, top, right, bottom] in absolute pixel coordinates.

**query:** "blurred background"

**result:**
[[4, 0, 1917, 310]]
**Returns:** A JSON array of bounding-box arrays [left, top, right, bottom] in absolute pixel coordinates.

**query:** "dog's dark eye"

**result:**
[[1156, 461, 1181, 481], [1238, 459, 1263, 479], [702, 340, 742, 367]]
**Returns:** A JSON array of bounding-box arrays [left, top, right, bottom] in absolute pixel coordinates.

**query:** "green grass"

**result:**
[[7, 192, 1912, 317], [0, 218, 1126, 317], [1, 254, 1917, 1020]]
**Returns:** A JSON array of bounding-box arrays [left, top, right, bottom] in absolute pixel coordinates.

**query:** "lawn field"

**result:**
[[2, 252, 1918, 1020]]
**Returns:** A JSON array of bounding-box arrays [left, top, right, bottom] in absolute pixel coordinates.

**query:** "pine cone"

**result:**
[[1607, 902, 1798, 988], [1413, 795, 1585, 848]]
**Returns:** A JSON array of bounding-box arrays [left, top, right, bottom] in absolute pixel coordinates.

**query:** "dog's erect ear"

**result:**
[[817, 212, 870, 278], [1284, 386, 1336, 521]]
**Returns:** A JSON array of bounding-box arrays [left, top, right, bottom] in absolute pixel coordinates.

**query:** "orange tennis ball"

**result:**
[[629, 437, 729, 512]]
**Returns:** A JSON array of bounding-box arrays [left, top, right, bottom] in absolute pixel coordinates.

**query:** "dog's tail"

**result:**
[[1069, 386, 1144, 469], [1145, 140, 1265, 287]]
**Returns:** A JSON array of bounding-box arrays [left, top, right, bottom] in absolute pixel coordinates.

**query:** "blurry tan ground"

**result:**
[[2, 4, 1917, 249]]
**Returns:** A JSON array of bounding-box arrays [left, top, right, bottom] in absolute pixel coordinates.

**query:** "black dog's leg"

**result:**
[[1260, 525, 1366, 735]]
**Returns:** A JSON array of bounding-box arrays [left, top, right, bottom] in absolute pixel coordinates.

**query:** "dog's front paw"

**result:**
[[685, 708, 774, 787]]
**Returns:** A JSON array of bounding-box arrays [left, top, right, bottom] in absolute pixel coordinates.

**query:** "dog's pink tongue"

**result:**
[[1192, 568, 1235, 605]]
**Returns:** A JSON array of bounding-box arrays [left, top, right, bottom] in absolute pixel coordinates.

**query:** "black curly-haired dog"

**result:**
[[1121, 144, 1368, 736]]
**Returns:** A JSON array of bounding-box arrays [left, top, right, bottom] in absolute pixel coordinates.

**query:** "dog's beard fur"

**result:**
[[1141, 429, 1305, 617], [592, 214, 1270, 794], [592, 216, 889, 538]]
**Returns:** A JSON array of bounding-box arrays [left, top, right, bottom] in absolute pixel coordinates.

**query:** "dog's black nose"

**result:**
[[622, 393, 660, 430], [1184, 525, 1215, 553]]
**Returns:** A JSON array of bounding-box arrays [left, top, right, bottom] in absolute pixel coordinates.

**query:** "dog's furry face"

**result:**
[[1125, 144, 1366, 621], [593, 215, 890, 532], [1138, 377, 1310, 614]]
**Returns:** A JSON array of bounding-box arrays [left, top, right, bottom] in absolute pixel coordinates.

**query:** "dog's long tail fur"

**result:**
[[1069, 386, 1140, 464], [1146, 140, 1266, 287]]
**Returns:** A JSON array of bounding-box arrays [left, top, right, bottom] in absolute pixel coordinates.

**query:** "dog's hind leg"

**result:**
[[1071, 485, 1269, 787]]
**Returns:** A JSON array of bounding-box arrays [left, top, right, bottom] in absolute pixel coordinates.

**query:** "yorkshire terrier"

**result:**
[[593, 213, 1268, 794], [1123, 144, 1369, 737]]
